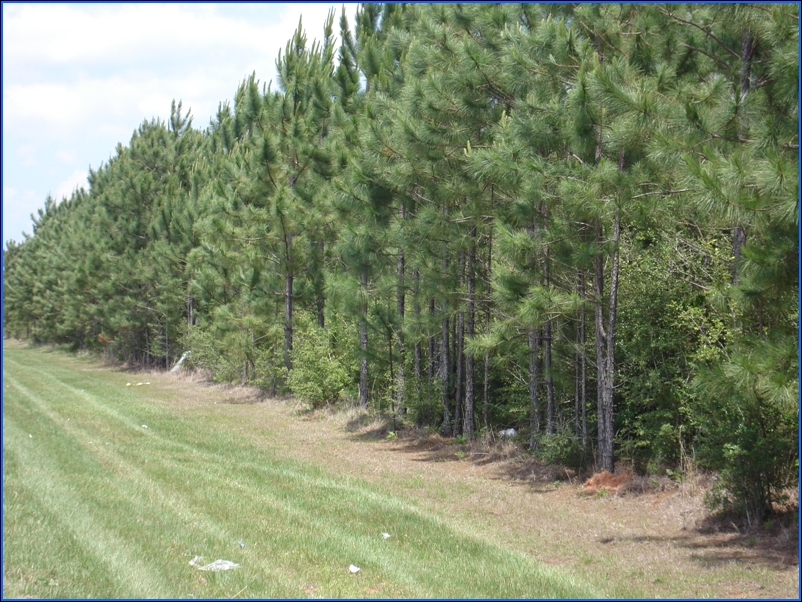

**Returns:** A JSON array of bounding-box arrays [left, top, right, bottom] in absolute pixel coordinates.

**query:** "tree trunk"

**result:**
[[187, 291, 194, 326], [452, 249, 465, 436], [165, 317, 169, 369], [359, 270, 369, 408], [604, 210, 621, 471], [732, 226, 746, 284], [483, 231, 492, 430], [413, 268, 422, 405], [732, 30, 753, 284], [528, 328, 541, 449], [454, 311, 464, 436], [428, 297, 437, 416], [396, 223, 405, 412], [440, 262, 452, 438], [440, 313, 452, 436], [545, 319, 555, 435], [541, 207, 555, 435], [593, 236, 608, 470], [285, 172, 296, 375], [593, 210, 620, 473], [387, 319, 394, 424], [464, 227, 476, 439], [316, 240, 325, 328], [578, 271, 587, 449], [284, 269, 293, 373], [739, 29, 754, 101]]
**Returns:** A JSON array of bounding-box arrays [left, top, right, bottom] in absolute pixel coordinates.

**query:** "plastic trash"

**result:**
[[349, 564, 361, 574], [126, 383, 131, 386], [381, 533, 391, 539], [171, 350, 192, 372], [236, 541, 245, 548], [142, 425, 148, 429], [190, 556, 240, 571], [29, 434, 32, 438], [499, 428, 517, 438]]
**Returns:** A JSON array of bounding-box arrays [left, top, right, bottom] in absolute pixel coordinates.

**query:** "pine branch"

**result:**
[[679, 42, 732, 72], [657, 7, 741, 61]]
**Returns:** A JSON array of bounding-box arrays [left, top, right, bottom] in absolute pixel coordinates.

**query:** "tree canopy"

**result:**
[[4, 3, 797, 523]]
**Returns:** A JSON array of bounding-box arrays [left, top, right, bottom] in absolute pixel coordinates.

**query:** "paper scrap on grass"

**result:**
[[381, 533, 391, 539], [190, 556, 240, 571], [349, 564, 361, 573]]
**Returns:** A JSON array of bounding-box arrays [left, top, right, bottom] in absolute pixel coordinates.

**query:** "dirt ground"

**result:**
[[156, 370, 798, 599]]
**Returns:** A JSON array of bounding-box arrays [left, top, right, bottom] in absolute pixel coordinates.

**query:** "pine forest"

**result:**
[[3, 3, 798, 523]]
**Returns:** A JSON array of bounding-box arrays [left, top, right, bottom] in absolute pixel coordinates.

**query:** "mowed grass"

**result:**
[[3, 343, 600, 599]]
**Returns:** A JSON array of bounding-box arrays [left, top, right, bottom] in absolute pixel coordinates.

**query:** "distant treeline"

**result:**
[[4, 4, 797, 521]]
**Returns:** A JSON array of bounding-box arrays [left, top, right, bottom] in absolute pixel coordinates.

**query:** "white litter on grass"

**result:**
[[499, 428, 517, 438], [171, 350, 191, 372], [190, 556, 240, 572], [349, 564, 361, 574], [29, 434, 32, 438], [381, 533, 391, 539], [126, 383, 131, 386], [236, 541, 245, 548], [142, 425, 148, 429]]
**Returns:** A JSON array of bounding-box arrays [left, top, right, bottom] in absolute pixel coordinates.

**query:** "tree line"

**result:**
[[3, 4, 797, 522]]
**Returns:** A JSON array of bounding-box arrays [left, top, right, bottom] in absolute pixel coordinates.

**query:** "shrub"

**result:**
[[691, 336, 798, 523], [288, 315, 355, 408], [535, 427, 585, 471]]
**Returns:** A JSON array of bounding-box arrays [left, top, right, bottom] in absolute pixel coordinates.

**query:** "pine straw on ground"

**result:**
[[155, 371, 798, 599]]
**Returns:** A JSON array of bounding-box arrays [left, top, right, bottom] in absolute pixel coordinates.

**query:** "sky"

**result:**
[[2, 2, 360, 248]]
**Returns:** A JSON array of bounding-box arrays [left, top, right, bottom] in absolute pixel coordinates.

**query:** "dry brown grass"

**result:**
[[147, 371, 799, 598]]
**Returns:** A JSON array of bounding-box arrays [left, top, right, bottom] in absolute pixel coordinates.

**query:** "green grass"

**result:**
[[3, 344, 600, 599]]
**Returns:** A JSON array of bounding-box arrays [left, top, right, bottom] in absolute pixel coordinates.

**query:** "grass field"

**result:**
[[3, 342, 599, 599]]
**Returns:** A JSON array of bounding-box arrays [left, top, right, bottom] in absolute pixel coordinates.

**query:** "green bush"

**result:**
[[535, 427, 585, 471], [288, 315, 356, 408], [692, 335, 798, 522], [183, 322, 283, 391]]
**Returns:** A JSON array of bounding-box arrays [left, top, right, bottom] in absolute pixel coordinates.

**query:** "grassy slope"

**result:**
[[3, 344, 599, 599]]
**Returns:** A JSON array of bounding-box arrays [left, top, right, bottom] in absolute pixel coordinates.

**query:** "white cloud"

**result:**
[[16, 143, 36, 167], [56, 149, 78, 165], [4, 4, 277, 66], [2, 3, 361, 246], [3, 3, 356, 135], [2, 186, 40, 243], [54, 169, 89, 202]]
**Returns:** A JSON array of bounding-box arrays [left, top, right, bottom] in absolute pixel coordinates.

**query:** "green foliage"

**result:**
[[692, 335, 798, 522], [535, 428, 585, 472], [288, 314, 357, 408], [184, 322, 283, 390], [3, 4, 797, 524]]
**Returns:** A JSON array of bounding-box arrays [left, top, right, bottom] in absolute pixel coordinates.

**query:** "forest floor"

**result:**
[[167, 368, 799, 599]]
